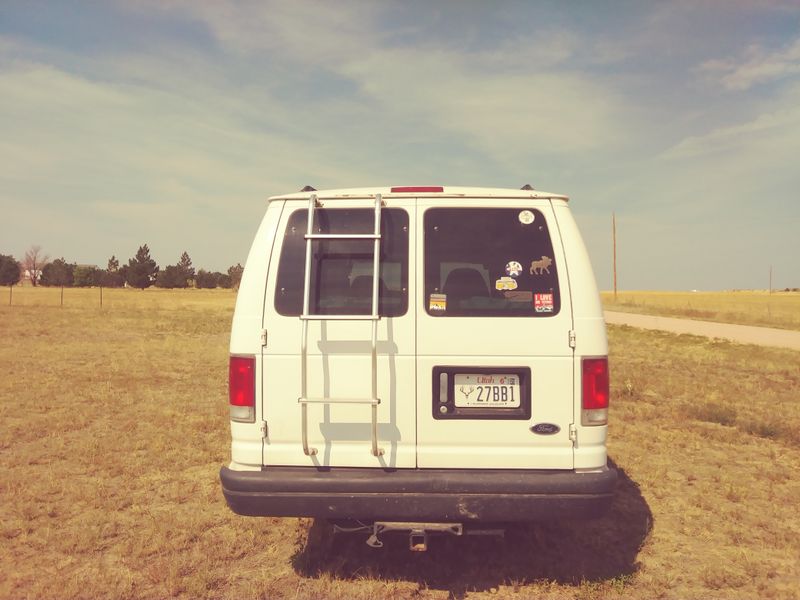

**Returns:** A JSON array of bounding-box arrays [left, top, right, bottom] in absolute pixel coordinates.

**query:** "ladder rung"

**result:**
[[301, 314, 379, 321], [304, 233, 381, 240], [299, 397, 380, 405]]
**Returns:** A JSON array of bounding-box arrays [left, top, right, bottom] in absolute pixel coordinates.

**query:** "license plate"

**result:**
[[454, 374, 521, 408]]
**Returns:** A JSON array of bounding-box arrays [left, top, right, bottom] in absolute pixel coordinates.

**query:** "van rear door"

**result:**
[[262, 198, 417, 468], [416, 201, 574, 469]]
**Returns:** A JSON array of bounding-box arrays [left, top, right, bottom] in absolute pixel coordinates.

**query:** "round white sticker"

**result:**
[[505, 261, 523, 277], [519, 210, 535, 225]]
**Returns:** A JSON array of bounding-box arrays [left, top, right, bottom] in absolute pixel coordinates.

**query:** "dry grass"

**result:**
[[601, 290, 800, 331], [1, 287, 799, 598]]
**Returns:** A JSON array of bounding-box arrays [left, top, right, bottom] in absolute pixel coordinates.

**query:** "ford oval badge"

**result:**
[[531, 423, 560, 435]]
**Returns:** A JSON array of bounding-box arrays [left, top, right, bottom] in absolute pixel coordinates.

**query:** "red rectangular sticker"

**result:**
[[534, 293, 554, 313]]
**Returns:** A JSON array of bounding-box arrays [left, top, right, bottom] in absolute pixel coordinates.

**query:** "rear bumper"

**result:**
[[220, 465, 617, 521]]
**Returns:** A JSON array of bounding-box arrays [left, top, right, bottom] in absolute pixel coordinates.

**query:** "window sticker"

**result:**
[[530, 255, 552, 275], [505, 261, 523, 277], [534, 293, 554, 313], [518, 210, 535, 225], [429, 293, 447, 311], [504, 290, 533, 302], [495, 276, 518, 291]]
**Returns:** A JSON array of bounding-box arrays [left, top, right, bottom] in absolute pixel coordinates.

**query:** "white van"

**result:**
[[221, 185, 616, 548]]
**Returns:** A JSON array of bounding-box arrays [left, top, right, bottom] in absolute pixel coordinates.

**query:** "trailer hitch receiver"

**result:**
[[366, 521, 463, 551]]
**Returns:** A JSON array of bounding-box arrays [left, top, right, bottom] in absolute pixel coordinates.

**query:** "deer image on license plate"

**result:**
[[454, 374, 521, 408]]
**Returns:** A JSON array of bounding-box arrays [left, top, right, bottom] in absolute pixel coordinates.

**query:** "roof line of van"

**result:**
[[267, 186, 570, 202]]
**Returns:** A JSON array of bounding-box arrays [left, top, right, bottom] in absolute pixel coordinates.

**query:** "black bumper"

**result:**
[[220, 465, 617, 522]]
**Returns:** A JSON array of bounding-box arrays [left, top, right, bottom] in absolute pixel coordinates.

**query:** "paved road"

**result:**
[[604, 311, 800, 351]]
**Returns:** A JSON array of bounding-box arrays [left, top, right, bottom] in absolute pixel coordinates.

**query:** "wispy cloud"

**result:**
[[700, 36, 800, 91], [159, 1, 381, 64], [0, 50, 373, 267], [340, 47, 631, 166], [157, 3, 636, 170], [662, 94, 800, 160]]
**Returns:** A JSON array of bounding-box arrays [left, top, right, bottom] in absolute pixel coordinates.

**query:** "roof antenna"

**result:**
[[300, 185, 317, 192], [520, 184, 534, 190]]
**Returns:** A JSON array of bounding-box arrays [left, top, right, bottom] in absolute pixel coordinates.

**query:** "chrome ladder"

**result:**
[[298, 193, 385, 457]]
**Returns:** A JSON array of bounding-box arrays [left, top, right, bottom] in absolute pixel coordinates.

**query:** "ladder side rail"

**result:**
[[370, 194, 384, 457], [301, 194, 318, 456], [301, 193, 317, 321], [371, 193, 382, 322]]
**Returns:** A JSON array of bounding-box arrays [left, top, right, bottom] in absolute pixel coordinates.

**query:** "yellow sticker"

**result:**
[[495, 276, 518, 291], [429, 293, 447, 311]]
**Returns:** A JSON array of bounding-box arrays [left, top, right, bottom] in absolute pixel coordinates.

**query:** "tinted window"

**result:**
[[275, 208, 408, 316], [424, 208, 560, 317]]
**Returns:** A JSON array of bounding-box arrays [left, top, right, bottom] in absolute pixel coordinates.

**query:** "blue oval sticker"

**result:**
[[530, 423, 560, 435]]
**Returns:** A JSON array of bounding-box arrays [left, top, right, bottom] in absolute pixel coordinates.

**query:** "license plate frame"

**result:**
[[432, 366, 531, 420], [453, 374, 521, 408]]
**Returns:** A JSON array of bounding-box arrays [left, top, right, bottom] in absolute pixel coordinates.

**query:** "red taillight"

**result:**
[[229, 355, 255, 422], [582, 358, 609, 409], [582, 357, 609, 426], [390, 186, 444, 193]]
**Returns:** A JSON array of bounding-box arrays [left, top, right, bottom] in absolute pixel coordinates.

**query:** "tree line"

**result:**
[[0, 245, 243, 291]]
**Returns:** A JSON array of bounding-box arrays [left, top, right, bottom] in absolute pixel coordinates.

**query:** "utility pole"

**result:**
[[612, 212, 618, 301], [769, 265, 772, 294]]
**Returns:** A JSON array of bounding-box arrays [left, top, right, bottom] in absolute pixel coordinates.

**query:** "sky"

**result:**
[[1, 1, 799, 290]]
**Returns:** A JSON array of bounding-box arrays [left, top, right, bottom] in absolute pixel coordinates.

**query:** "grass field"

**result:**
[[2, 287, 799, 599], [601, 290, 800, 331]]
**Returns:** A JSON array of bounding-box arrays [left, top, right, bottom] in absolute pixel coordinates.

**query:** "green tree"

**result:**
[[73, 265, 102, 287], [155, 265, 183, 289], [177, 251, 195, 287], [102, 255, 124, 288], [102, 270, 124, 288], [227, 263, 243, 289], [118, 264, 129, 285], [195, 269, 218, 289], [217, 273, 232, 289], [0, 254, 21, 304], [40, 257, 74, 307], [195, 270, 232, 289], [126, 245, 159, 289], [0, 254, 21, 286], [40, 258, 75, 287]]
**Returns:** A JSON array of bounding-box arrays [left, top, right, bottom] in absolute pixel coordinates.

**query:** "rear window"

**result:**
[[424, 208, 561, 317], [274, 208, 408, 317]]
